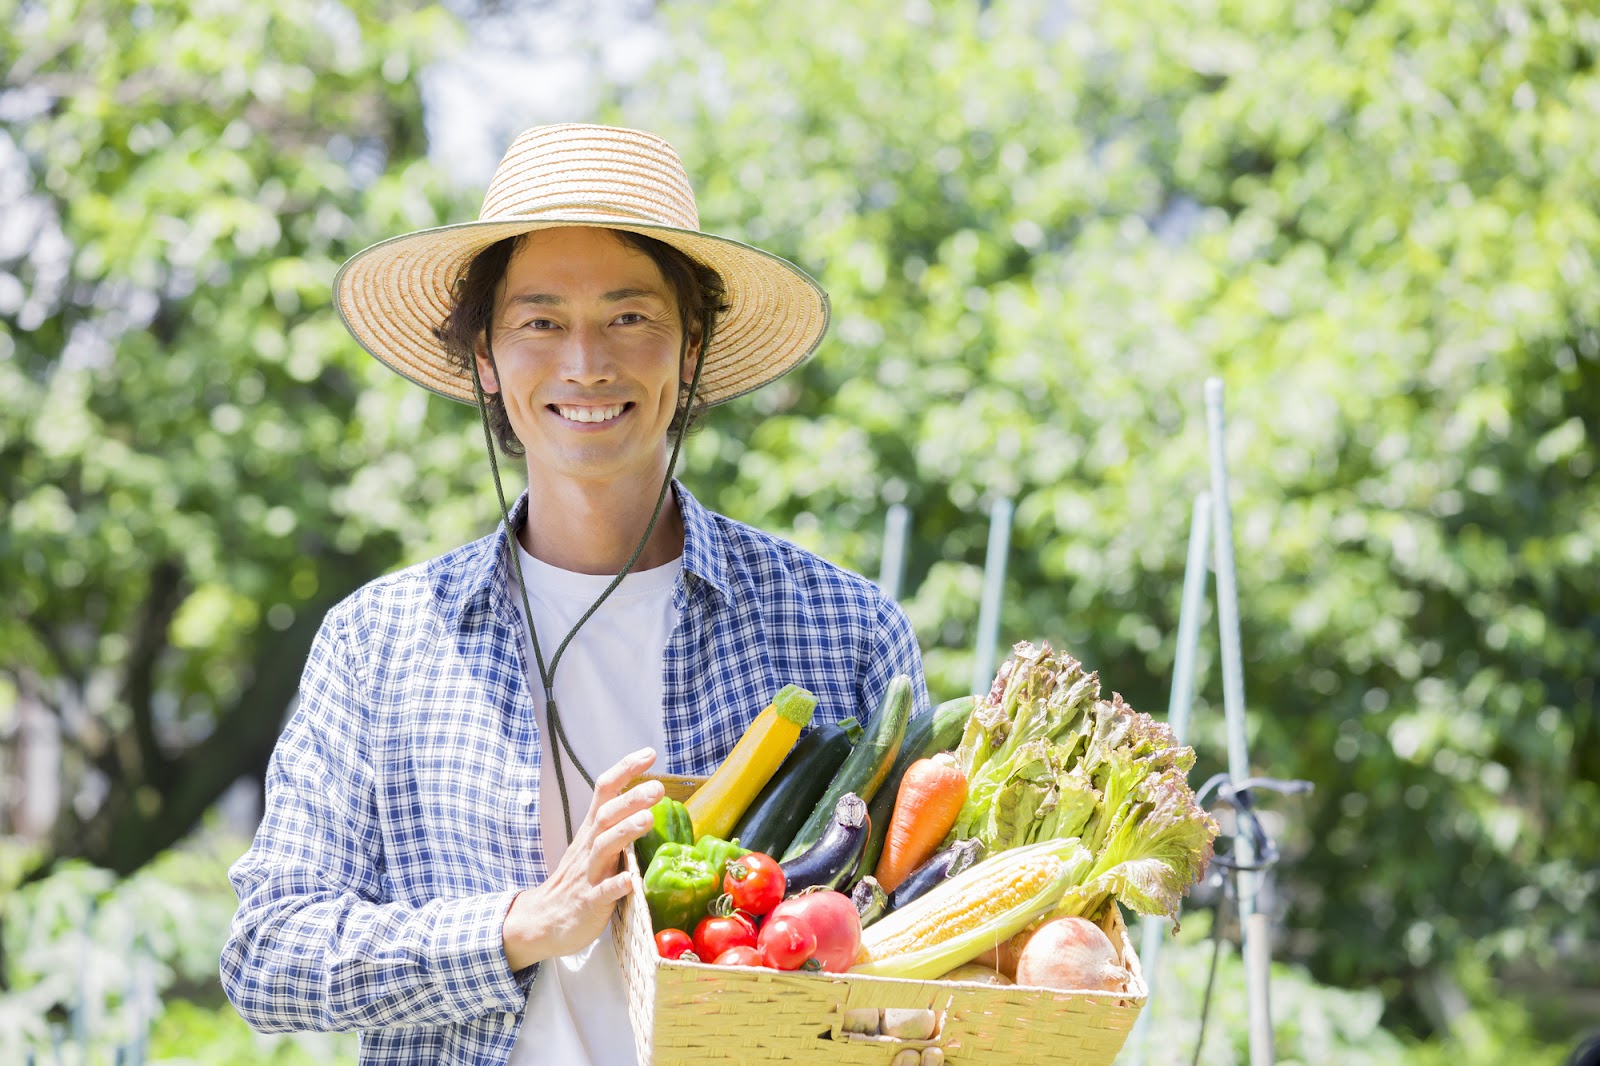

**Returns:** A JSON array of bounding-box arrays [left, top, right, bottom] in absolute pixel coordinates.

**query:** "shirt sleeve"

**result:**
[[219, 607, 534, 1033], [855, 589, 932, 723]]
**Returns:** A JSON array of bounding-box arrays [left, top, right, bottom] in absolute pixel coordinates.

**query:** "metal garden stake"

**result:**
[[1206, 377, 1275, 1066], [971, 496, 1014, 697], [879, 501, 911, 603], [1128, 491, 1211, 1064]]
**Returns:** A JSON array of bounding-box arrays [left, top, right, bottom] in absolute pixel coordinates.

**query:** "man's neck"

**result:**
[[518, 466, 685, 576]]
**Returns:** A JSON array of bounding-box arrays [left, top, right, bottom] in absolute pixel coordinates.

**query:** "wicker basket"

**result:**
[[613, 775, 1147, 1065]]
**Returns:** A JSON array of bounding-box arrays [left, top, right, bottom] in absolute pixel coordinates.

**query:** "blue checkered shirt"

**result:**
[[220, 482, 928, 1065]]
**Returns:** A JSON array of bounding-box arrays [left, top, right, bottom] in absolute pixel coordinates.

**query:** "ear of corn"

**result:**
[[686, 684, 818, 841], [849, 837, 1091, 980]]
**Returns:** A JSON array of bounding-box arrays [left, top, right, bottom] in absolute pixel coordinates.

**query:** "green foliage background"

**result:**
[[1, 0, 478, 873], [1, 0, 1595, 1059], [622, 0, 1600, 1040]]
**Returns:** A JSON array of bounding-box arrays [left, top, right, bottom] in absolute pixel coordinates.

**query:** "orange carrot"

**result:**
[[874, 754, 968, 893]]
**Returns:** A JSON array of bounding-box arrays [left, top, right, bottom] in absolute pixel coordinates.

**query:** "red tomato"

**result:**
[[692, 911, 757, 961], [767, 891, 861, 972], [654, 929, 697, 962], [712, 945, 764, 968], [757, 913, 818, 971], [723, 853, 785, 916]]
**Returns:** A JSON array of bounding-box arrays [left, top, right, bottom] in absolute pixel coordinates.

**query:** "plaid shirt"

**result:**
[[221, 482, 928, 1065]]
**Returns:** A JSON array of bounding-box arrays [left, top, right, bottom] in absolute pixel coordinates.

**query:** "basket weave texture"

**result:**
[[613, 775, 1147, 1065]]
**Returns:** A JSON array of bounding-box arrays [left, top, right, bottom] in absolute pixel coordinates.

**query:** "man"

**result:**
[[221, 123, 928, 1066]]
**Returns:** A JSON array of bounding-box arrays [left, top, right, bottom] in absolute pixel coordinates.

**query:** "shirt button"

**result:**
[[503, 1011, 517, 1028], [516, 789, 535, 807]]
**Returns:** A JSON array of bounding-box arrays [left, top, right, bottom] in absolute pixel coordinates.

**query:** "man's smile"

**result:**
[[549, 402, 633, 425]]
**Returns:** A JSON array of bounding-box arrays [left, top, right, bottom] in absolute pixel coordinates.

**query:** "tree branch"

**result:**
[[122, 559, 186, 790], [92, 553, 376, 876], [24, 617, 78, 693]]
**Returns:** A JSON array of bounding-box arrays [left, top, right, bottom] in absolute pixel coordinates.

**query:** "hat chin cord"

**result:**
[[469, 326, 708, 845]]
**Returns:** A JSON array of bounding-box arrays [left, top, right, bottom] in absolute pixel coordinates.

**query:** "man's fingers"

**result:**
[[595, 779, 664, 831], [591, 747, 658, 808], [588, 810, 655, 881], [559, 750, 661, 866], [596, 870, 634, 902]]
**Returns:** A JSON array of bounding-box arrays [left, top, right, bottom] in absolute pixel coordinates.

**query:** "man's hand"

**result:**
[[501, 747, 664, 971]]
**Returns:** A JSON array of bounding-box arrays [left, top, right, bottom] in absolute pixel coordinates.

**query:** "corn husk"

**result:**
[[850, 837, 1091, 980]]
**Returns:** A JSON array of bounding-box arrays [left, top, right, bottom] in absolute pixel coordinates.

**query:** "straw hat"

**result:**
[[333, 123, 830, 407]]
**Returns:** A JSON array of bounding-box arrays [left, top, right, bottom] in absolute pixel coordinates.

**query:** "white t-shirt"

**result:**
[[506, 540, 680, 1066]]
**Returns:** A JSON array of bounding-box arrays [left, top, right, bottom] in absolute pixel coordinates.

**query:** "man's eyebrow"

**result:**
[[505, 287, 666, 307], [601, 287, 666, 303]]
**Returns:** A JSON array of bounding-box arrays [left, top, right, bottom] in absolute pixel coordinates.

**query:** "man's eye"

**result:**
[[615, 313, 645, 325], [525, 318, 558, 330]]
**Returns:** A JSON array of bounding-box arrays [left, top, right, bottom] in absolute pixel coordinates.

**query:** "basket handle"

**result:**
[[830, 999, 951, 1053]]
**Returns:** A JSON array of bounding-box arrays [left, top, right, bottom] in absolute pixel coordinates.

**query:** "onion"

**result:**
[[973, 927, 1031, 979], [1013, 916, 1129, 993], [935, 962, 1013, 986]]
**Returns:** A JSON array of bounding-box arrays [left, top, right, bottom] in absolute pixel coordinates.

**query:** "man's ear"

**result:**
[[474, 336, 500, 394], [680, 332, 704, 387]]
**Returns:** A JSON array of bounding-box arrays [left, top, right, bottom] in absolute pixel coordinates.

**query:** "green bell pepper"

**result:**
[[635, 797, 694, 872], [691, 834, 748, 878], [642, 834, 749, 933]]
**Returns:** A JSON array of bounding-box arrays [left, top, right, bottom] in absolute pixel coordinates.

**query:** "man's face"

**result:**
[[476, 227, 696, 487]]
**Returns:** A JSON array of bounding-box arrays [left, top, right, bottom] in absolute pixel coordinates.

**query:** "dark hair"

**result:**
[[433, 229, 730, 456]]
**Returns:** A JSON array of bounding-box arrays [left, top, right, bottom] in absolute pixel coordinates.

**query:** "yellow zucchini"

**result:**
[[686, 684, 818, 841]]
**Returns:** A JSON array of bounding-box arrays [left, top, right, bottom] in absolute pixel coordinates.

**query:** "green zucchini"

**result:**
[[782, 675, 913, 862], [859, 695, 975, 878], [730, 716, 862, 857]]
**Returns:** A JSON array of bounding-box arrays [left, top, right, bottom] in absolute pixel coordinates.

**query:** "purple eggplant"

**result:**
[[885, 837, 986, 912], [779, 792, 869, 895]]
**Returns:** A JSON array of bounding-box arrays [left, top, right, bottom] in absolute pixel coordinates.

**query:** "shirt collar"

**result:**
[[674, 480, 731, 602], [464, 479, 731, 619]]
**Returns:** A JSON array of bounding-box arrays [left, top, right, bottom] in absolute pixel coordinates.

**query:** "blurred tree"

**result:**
[[3, 0, 1595, 1047], [619, 0, 1600, 1039], [0, 0, 473, 883]]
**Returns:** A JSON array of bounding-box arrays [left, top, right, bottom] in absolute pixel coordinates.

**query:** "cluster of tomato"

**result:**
[[653, 851, 862, 972]]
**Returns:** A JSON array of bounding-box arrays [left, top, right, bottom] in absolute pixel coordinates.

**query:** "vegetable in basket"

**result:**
[[783, 675, 911, 860], [692, 902, 758, 961], [767, 890, 861, 972], [779, 792, 870, 894], [1054, 747, 1221, 924], [758, 912, 817, 970], [851, 876, 889, 928], [722, 852, 785, 916], [936, 962, 1012, 986], [875, 753, 968, 893], [686, 683, 818, 841], [951, 641, 1218, 923], [886, 837, 985, 912], [635, 797, 694, 872], [714, 945, 763, 967], [643, 834, 749, 933], [732, 716, 862, 858], [654, 928, 697, 961], [859, 695, 975, 877], [850, 837, 1092, 980], [1012, 916, 1129, 992]]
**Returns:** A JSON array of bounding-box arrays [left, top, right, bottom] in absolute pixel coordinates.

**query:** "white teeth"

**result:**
[[555, 404, 625, 423]]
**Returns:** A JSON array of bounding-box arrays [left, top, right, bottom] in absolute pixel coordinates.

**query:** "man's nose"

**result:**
[[560, 325, 617, 384]]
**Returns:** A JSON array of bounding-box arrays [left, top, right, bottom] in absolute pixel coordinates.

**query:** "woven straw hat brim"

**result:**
[[333, 218, 830, 408]]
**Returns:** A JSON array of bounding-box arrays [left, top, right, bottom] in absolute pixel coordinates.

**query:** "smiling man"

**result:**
[[464, 228, 702, 575], [220, 125, 929, 1066]]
